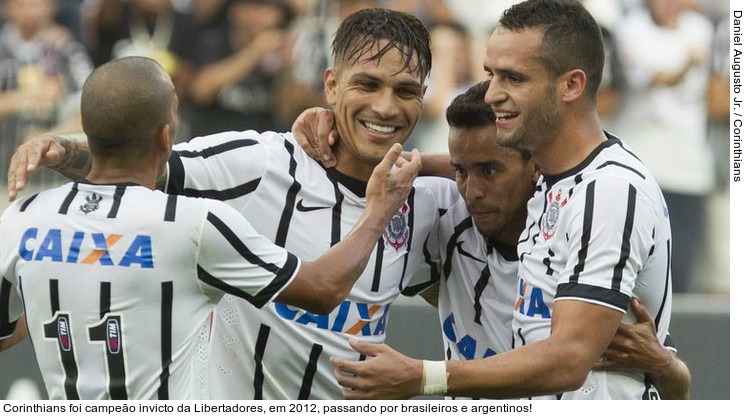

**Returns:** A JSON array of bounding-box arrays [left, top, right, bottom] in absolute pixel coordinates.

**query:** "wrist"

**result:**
[[420, 360, 448, 396]]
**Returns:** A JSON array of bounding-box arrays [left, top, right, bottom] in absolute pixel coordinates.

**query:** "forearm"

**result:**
[[419, 152, 453, 178], [302, 209, 388, 311], [47, 133, 92, 179], [446, 338, 589, 399], [651, 354, 691, 400], [447, 301, 622, 399]]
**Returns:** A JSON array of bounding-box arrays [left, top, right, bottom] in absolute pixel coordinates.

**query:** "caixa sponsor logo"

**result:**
[[514, 277, 551, 318], [18, 228, 153, 268], [442, 313, 496, 360], [274, 301, 391, 336]]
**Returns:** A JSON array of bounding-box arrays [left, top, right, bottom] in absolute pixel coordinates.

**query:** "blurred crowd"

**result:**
[[0, 0, 731, 294]]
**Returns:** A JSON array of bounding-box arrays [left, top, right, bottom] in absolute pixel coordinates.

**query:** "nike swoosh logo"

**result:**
[[296, 199, 330, 212]]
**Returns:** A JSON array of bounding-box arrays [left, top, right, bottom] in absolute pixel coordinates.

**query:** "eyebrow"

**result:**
[[349, 72, 423, 91], [452, 160, 502, 170]]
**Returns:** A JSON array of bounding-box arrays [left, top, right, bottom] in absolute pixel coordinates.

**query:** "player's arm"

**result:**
[[199, 144, 421, 314], [292, 107, 454, 178], [278, 144, 421, 312], [594, 298, 691, 399], [7, 132, 170, 201], [0, 315, 27, 353], [332, 299, 622, 399]]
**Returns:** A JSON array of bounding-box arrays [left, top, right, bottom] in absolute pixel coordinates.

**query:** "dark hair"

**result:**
[[446, 81, 494, 128], [332, 8, 432, 82], [446, 81, 530, 161], [499, 0, 604, 102], [81, 56, 174, 157]]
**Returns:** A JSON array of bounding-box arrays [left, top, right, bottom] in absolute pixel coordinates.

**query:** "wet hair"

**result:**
[[446, 81, 531, 161], [499, 0, 605, 102], [81, 56, 174, 157], [332, 8, 432, 82]]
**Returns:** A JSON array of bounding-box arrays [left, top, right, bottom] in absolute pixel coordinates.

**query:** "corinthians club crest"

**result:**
[[542, 189, 568, 241], [384, 202, 410, 250], [80, 192, 103, 214]]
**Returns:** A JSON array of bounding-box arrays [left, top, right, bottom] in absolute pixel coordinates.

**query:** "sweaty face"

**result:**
[[324, 42, 425, 180], [483, 27, 561, 152], [449, 124, 536, 245]]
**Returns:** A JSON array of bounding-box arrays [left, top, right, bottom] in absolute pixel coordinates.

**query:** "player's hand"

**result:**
[[7, 133, 65, 201], [593, 298, 671, 376], [330, 339, 422, 400], [291, 107, 337, 167], [364, 144, 421, 223]]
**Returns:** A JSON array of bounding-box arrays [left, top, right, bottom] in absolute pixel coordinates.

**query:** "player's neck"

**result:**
[[333, 146, 375, 182], [532, 114, 605, 176], [86, 158, 160, 190]]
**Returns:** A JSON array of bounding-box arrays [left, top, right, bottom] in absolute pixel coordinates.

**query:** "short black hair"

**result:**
[[499, 0, 604, 102], [446, 81, 494, 129], [446, 81, 530, 161], [81, 57, 174, 157], [332, 8, 432, 82]]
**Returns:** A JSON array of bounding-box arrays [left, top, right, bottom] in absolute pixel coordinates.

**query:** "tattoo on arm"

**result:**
[[49, 134, 92, 180]]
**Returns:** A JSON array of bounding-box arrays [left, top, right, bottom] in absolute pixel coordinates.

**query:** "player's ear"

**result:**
[[324, 68, 338, 105], [155, 124, 171, 154], [560, 69, 586, 103]]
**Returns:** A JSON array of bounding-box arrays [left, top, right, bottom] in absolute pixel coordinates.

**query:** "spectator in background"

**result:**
[[382, 0, 453, 28], [54, 0, 84, 42], [704, 11, 730, 294], [187, 0, 295, 136], [81, 0, 198, 140], [580, 0, 626, 126], [0, 0, 93, 187], [407, 21, 474, 153], [613, 0, 714, 293]]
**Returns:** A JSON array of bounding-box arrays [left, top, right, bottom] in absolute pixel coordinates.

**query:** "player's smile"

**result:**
[[323, 40, 425, 180]]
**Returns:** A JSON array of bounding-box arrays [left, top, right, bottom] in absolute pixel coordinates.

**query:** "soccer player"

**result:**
[[5, 8, 442, 399], [0, 56, 421, 399], [294, 80, 690, 400], [329, 0, 677, 399]]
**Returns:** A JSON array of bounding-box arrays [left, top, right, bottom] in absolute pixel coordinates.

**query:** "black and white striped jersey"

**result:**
[[0, 182, 299, 400], [514, 134, 673, 399], [416, 177, 517, 363], [166, 130, 441, 399]]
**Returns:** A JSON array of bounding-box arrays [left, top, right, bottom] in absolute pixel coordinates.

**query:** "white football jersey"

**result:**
[[166, 131, 441, 399], [412, 178, 518, 400], [435, 195, 518, 361], [513, 134, 673, 400], [0, 182, 299, 400]]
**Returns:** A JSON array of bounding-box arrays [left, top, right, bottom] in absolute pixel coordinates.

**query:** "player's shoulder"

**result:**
[[413, 176, 460, 207], [1, 183, 73, 217], [173, 129, 286, 153], [581, 134, 657, 187]]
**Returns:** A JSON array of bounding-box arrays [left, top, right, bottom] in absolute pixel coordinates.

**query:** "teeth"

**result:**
[[364, 122, 396, 134], [496, 112, 515, 120]]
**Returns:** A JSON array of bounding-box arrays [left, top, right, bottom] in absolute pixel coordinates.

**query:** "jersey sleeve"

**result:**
[[194, 200, 301, 308], [555, 176, 655, 313], [402, 177, 459, 296], [165, 130, 271, 202]]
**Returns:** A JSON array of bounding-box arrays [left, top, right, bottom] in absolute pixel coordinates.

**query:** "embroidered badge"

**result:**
[[383, 202, 410, 250], [542, 189, 568, 240], [80, 192, 103, 214]]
